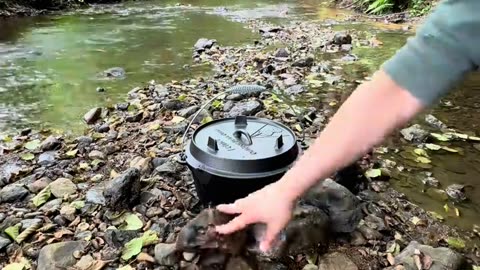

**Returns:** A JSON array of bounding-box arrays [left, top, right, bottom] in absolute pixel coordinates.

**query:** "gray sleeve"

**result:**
[[381, 0, 478, 106]]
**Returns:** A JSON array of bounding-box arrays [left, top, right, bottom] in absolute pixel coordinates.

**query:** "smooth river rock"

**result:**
[[37, 241, 87, 270]]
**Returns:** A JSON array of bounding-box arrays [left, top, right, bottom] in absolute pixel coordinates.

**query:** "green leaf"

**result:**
[[141, 230, 159, 246], [20, 153, 35, 161], [415, 156, 431, 164], [441, 146, 459, 153], [428, 211, 444, 221], [431, 133, 450, 141], [473, 266, 480, 270], [414, 148, 429, 157], [119, 214, 143, 231], [70, 200, 85, 209], [177, 94, 187, 102], [365, 168, 382, 178], [66, 149, 78, 158], [446, 237, 465, 249], [425, 143, 442, 151], [3, 263, 26, 270], [32, 186, 51, 207], [444, 203, 450, 213], [201, 116, 213, 125], [5, 223, 21, 240], [91, 159, 103, 167], [79, 162, 90, 170], [211, 100, 223, 110], [121, 237, 143, 261], [24, 139, 41, 150]]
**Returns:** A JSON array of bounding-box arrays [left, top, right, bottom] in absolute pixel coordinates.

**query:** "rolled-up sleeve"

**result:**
[[382, 0, 479, 106]]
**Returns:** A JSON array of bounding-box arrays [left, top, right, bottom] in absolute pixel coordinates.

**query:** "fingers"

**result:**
[[216, 203, 242, 215], [215, 214, 252, 235], [259, 222, 283, 252]]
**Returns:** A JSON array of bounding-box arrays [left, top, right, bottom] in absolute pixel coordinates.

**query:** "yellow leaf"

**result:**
[[329, 101, 337, 106], [454, 207, 460, 217], [294, 124, 303, 132], [365, 168, 382, 178], [425, 143, 442, 151], [3, 263, 26, 270], [66, 149, 78, 158], [444, 203, 450, 213], [414, 148, 429, 157], [415, 156, 431, 164], [171, 116, 185, 124]]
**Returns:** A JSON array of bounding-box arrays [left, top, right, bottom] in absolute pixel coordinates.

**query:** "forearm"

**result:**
[[279, 69, 424, 200]]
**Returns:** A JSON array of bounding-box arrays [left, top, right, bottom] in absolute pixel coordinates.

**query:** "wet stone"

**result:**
[[0, 236, 11, 250], [285, 84, 306, 95], [395, 241, 463, 270], [40, 136, 61, 151], [40, 198, 62, 213], [116, 103, 130, 111], [155, 243, 179, 266], [318, 252, 358, 270], [292, 56, 314, 67], [400, 124, 429, 142], [126, 111, 143, 122], [274, 48, 289, 58], [104, 168, 141, 209], [226, 93, 244, 101], [178, 105, 199, 118], [422, 176, 440, 187], [357, 224, 382, 240], [0, 184, 29, 203], [102, 67, 126, 79], [83, 107, 102, 124], [226, 100, 263, 117], [86, 186, 106, 205], [38, 151, 56, 167], [49, 178, 77, 198], [425, 114, 447, 130], [194, 38, 216, 52], [37, 241, 87, 270], [333, 32, 352, 45], [223, 100, 235, 112], [96, 123, 110, 133], [445, 184, 467, 201]]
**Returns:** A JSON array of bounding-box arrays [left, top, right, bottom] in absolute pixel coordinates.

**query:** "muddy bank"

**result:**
[[0, 7, 479, 270], [0, 0, 129, 17]]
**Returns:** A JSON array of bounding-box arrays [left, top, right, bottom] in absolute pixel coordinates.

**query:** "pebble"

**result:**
[[40, 136, 61, 151], [0, 184, 29, 203], [226, 100, 263, 117], [88, 150, 105, 160], [49, 178, 77, 198], [83, 107, 102, 124], [37, 241, 87, 270]]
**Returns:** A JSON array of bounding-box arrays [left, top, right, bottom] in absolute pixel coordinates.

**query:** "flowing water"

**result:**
[[1, 0, 480, 235]]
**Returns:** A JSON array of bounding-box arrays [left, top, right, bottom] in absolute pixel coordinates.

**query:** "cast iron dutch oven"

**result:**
[[179, 85, 302, 206]]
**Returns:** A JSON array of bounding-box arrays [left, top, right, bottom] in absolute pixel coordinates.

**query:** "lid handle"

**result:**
[[207, 137, 219, 151], [234, 115, 248, 127], [232, 130, 253, 146], [276, 135, 284, 149]]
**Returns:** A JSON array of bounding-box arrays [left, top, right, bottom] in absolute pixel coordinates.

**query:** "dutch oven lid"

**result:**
[[185, 115, 299, 176]]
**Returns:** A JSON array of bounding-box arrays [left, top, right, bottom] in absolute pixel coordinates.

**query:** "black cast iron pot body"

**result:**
[[184, 115, 301, 206]]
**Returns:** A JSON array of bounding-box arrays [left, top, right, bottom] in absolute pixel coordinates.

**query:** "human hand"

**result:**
[[214, 181, 296, 252]]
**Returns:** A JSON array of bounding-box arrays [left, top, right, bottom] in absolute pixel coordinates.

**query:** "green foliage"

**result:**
[[355, 0, 433, 15]]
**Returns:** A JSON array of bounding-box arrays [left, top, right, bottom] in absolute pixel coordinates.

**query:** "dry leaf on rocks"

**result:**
[[386, 253, 395, 265]]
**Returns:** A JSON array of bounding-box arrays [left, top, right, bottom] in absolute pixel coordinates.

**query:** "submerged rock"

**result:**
[[394, 241, 464, 270], [37, 241, 87, 270], [104, 167, 141, 209], [400, 124, 429, 142], [445, 184, 467, 202], [102, 67, 126, 79], [333, 32, 352, 45], [194, 38, 216, 52]]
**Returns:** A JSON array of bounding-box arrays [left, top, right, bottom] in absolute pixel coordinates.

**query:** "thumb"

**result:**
[[259, 222, 283, 253]]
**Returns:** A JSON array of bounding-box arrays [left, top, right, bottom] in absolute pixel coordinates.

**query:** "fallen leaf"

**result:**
[[3, 263, 26, 270], [446, 237, 465, 249], [121, 237, 143, 261], [414, 148, 429, 157], [411, 217, 426, 226], [32, 186, 51, 207], [54, 228, 74, 239], [211, 100, 223, 110], [201, 116, 213, 125], [472, 266, 480, 270], [387, 253, 395, 265], [5, 223, 21, 240], [444, 203, 449, 213], [177, 94, 187, 102], [141, 230, 159, 246], [430, 133, 450, 142], [71, 200, 85, 209], [294, 124, 303, 132], [171, 116, 185, 124], [136, 252, 155, 263], [24, 139, 40, 150], [425, 143, 441, 150], [84, 260, 108, 270], [20, 153, 35, 161], [427, 211, 444, 221], [66, 149, 78, 158], [365, 168, 382, 178], [119, 214, 143, 231], [306, 253, 318, 265], [441, 146, 459, 153], [415, 156, 431, 164], [454, 207, 460, 217], [79, 162, 90, 170]]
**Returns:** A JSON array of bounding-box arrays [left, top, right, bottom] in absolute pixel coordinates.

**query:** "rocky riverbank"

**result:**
[[0, 0, 128, 17], [0, 10, 479, 270]]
